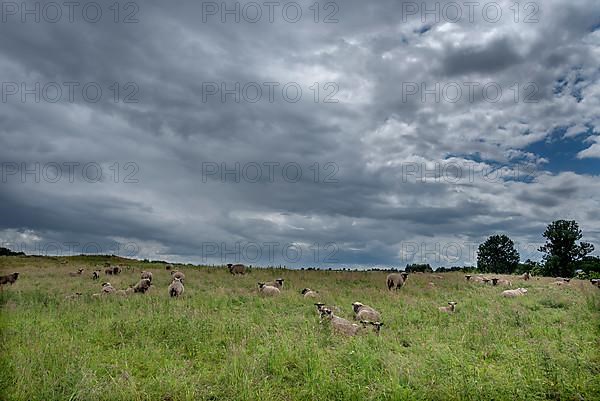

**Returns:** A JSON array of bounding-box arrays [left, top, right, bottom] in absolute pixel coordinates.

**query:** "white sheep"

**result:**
[[438, 301, 457, 312], [352, 302, 381, 322], [168, 277, 184, 297], [301, 288, 318, 298], [258, 282, 280, 296], [501, 288, 528, 297]]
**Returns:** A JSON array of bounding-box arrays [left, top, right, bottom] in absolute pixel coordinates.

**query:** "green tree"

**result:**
[[477, 234, 520, 274], [539, 220, 594, 277]]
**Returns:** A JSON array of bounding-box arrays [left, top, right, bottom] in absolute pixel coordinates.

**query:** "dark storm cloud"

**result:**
[[1, 0, 599, 267]]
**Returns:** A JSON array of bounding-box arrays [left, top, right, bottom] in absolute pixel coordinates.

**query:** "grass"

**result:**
[[1, 255, 599, 401]]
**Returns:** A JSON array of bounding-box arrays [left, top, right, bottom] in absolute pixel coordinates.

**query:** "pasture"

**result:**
[[1, 255, 599, 401]]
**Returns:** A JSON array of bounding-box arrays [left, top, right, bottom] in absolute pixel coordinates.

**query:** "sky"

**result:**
[[0, 0, 599, 269]]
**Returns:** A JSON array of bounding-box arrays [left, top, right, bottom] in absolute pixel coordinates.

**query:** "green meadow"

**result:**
[[1, 255, 599, 401]]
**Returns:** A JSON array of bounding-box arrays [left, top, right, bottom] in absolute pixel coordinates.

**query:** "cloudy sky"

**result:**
[[1, 0, 599, 268]]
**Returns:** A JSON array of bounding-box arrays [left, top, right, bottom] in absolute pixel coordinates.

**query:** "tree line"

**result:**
[[477, 220, 597, 278]]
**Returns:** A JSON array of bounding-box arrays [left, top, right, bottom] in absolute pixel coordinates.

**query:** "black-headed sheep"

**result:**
[[169, 277, 184, 297], [386, 272, 408, 290], [352, 302, 381, 322]]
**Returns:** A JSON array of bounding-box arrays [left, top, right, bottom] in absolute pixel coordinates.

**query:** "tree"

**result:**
[[539, 220, 594, 277], [477, 235, 520, 274], [405, 263, 433, 273]]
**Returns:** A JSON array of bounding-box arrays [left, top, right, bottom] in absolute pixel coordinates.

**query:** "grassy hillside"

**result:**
[[1, 256, 599, 400]]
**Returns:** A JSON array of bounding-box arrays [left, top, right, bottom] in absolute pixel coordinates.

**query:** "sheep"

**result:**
[[501, 288, 528, 297], [168, 277, 184, 297], [112, 266, 122, 275], [320, 308, 379, 336], [170, 270, 185, 284], [69, 268, 85, 277], [165, 264, 173, 270], [386, 272, 409, 290], [438, 301, 457, 313], [133, 278, 152, 293], [105, 268, 114, 275], [92, 271, 100, 280], [555, 277, 571, 283], [258, 282, 280, 296], [590, 279, 600, 288], [352, 302, 381, 322], [465, 275, 472, 281], [360, 320, 384, 335], [65, 292, 82, 300], [0, 272, 20, 285], [522, 272, 531, 281], [101, 282, 116, 294], [491, 278, 512, 286], [552, 280, 570, 286], [227, 263, 247, 275], [140, 271, 153, 283], [264, 278, 284, 289], [301, 288, 318, 298]]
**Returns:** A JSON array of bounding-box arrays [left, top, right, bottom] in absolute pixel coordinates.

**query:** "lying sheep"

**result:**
[[501, 288, 528, 297], [320, 308, 362, 336], [491, 278, 512, 286], [141, 271, 153, 283], [133, 278, 152, 293], [101, 282, 116, 294], [360, 320, 384, 335], [227, 263, 247, 275], [258, 282, 280, 296], [438, 301, 457, 313], [69, 268, 84, 277], [92, 271, 100, 280], [169, 277, 184, 297], [352, 302, 381, 322], [301, 288, 318, 298], [171, 270, 185, 284], [590, 279, 600, 288], [264, 278, 284, 289], [386, 272, 408, 290], [0, 272, 20, 285]]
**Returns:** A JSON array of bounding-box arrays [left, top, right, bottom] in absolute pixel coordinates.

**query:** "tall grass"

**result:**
[[1, 256, 599, 400]]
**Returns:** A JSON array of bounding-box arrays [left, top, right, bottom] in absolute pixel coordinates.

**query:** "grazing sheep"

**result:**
[[227, 263, 247, 275], [112, 266, 122, 275], [258, 282, 280, 296], [465, 275, 472, 281], [352, 302, 382, 322], [301, 288, 318, 298], [92, 271, 100, 280], [69, 268, 85, 277], [386, 272, 409, 290], [438, 301, 457, 313], [522, 272, 531, 281], [170, 270, 185, 284], [501, 288, 528, 297], [105, 268, 113, 275], [168, 277, 184, 297], [140, 271, 153, 283], [133, 278, 152, 294], [0, 272, 20, 285], [555, 277, 571, 283], [165, 264, 172, 270]]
